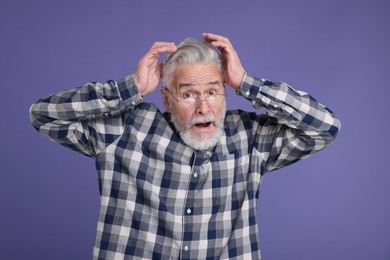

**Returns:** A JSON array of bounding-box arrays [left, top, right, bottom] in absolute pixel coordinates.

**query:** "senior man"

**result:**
[[30, 32, 340, 259]]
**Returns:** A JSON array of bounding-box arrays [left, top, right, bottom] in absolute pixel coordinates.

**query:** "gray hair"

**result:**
[[162, 38, 224, 89]]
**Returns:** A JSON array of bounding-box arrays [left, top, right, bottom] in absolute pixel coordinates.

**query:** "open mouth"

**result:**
[[195, 122, 211, 128]]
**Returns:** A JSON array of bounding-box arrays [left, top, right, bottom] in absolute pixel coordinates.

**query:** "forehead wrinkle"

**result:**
[[171, 63, 222, 92]]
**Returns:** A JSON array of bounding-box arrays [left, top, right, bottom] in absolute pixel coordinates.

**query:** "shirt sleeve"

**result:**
[[237, 73, 341, 173], [29, 74, 142, 157]]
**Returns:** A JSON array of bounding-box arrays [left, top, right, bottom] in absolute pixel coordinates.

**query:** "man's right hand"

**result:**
[[134, 42, 177, 96]]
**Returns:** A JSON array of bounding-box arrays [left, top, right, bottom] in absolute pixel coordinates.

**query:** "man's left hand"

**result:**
[[203, 32, 245, 90]]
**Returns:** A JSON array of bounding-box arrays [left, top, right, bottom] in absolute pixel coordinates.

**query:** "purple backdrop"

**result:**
[[1, 0, 389, 259]]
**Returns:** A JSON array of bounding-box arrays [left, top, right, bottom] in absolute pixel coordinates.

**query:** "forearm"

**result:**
[[29, 74, 142, 156], [237, 73, 340, 144], [236, 73, 340, 172], [30, 74, 141, 124]]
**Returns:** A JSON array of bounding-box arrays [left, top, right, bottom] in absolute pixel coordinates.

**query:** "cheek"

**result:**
[[213, 103, 226, 120], [179, 113, 193, 127], [171, 106, 193, 127]]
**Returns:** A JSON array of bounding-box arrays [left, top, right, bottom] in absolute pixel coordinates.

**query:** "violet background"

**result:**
[[1, 0, 389, 259]]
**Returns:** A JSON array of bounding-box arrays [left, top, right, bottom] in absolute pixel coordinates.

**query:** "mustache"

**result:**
[[189, 116, 215, 126]]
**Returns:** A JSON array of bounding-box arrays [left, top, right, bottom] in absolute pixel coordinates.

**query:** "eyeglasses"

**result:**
[[162, 86, 227, 107]]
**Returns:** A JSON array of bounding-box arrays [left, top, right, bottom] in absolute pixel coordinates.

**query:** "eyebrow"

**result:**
[[178, 81, 221, 89]]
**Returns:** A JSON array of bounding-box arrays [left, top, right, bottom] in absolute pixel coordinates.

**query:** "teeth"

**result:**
[[192, 117, 214, 124]]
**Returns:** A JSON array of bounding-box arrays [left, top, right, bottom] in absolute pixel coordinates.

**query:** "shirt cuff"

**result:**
[[116, 74, 143, 104], [236, 73, 263, 100]]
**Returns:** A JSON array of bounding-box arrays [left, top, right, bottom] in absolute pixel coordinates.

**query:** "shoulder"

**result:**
[[224, 109, 279, 138], [225, 109, 271, 128], [124, 102, 165, 127]]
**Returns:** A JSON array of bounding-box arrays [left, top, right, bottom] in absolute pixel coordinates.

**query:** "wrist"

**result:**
[[134, 74, 147, 96], [230, 70, 246, 91]]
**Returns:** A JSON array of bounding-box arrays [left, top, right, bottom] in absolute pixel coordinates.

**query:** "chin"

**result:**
[[180, 127, 224, 151]]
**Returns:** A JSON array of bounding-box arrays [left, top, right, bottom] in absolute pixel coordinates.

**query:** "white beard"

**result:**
[[170, 106, 226, 151]]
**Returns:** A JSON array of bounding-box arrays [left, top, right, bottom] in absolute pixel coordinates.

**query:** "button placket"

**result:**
[[182, 153, 205, 257]]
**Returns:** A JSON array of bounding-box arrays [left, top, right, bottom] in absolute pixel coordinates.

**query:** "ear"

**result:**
[[161, 88, 170, 112]]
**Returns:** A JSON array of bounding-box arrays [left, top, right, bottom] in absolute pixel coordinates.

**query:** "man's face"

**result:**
[[162, 63, 226, 150]]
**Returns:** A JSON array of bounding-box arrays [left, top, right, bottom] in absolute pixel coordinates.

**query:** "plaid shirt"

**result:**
[[30, 73, 340, 259]]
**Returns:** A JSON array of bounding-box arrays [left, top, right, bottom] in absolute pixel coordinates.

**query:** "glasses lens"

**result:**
[[208, 94, 225, 105], [180, 95, 224, 106], [166, 87, 225, 107], [182, 98, 196, 106]]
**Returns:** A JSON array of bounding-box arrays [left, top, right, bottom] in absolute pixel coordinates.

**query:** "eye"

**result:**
[[183, 92, 195, 99], [208, 90, 217, 96]]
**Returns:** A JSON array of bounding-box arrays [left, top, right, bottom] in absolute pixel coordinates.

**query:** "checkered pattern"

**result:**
[[30, 73, 340, 259]]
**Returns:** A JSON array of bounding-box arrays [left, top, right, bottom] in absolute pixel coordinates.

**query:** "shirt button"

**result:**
[[103, 112, 109, 116], [184, 245, 189, 251], [193, 172, 198, 178], [186, 208, 192, 214], [245, 91, 250, 96]]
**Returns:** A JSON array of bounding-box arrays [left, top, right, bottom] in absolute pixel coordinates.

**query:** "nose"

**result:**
[[195, 99, 211, 115]]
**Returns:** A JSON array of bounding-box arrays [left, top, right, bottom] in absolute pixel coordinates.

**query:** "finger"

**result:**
[[156, 44, 177, 54], [209, 40, 234, 56], [203, 33, 234, 54], [150, 42, 176, 52], [203, 32, 221, 41], [203, 32, 230, 44], [148, 42, 177, 60]]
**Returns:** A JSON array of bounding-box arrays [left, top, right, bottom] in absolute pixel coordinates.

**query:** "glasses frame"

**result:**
[[162, 86, 227, 106]]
